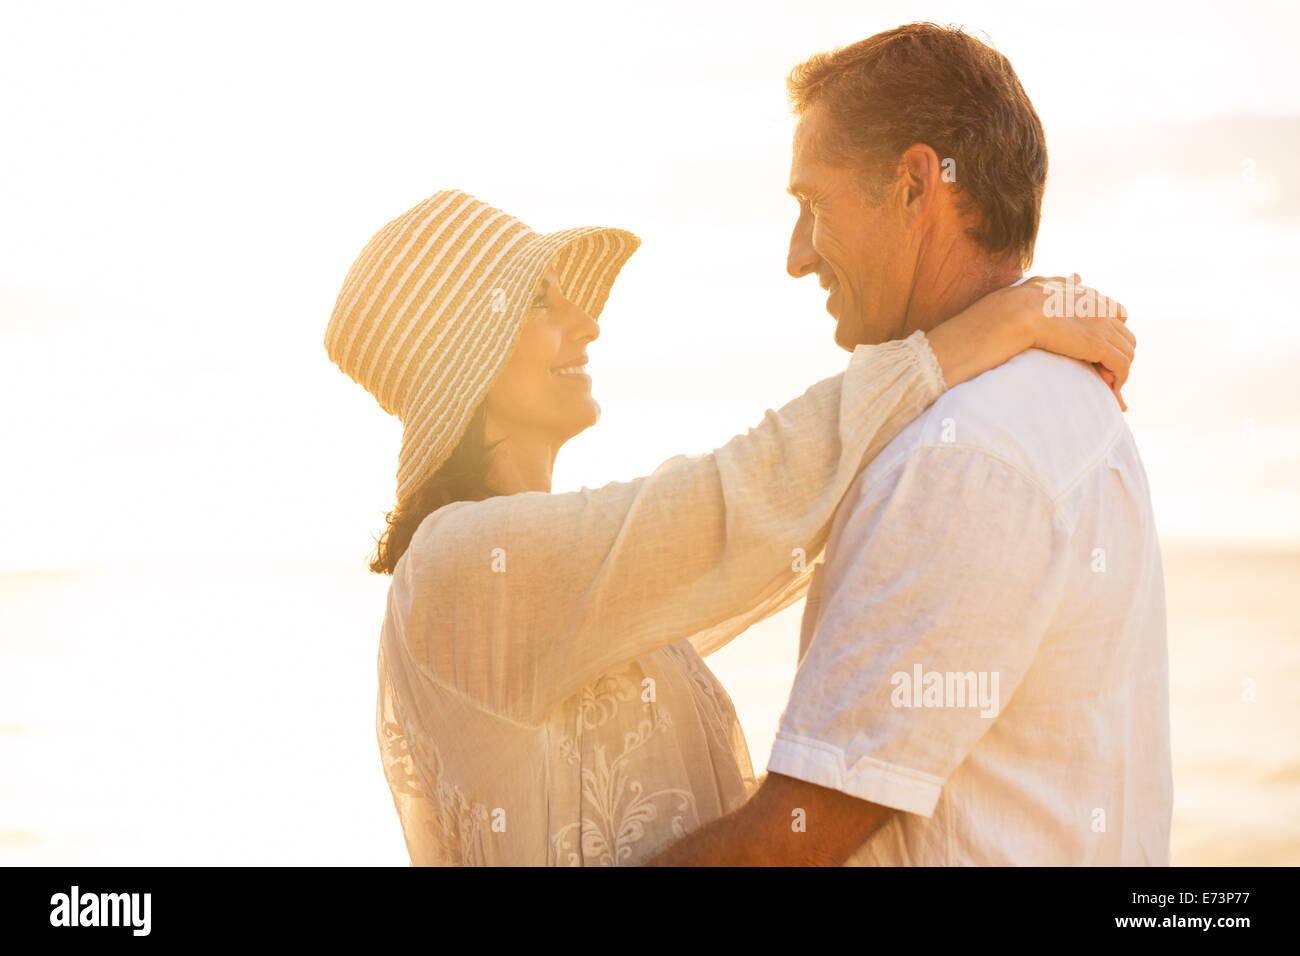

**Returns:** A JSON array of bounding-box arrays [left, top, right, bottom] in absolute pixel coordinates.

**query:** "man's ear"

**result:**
[[895, 143, 943, 226]]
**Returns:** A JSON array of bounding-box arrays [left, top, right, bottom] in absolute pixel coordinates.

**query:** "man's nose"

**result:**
[[787, 215, 818, 279]]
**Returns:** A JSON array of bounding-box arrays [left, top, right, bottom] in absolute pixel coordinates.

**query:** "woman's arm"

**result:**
[[392, 274, 1135, 725], [928, 274, 1135, 404], [393, 331, 944, 725]]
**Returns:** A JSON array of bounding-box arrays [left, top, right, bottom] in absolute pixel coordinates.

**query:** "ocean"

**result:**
[[1, 545, 1296, 865]]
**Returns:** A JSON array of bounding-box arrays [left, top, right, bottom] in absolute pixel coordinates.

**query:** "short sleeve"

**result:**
[[767, 444, 1071, 817]]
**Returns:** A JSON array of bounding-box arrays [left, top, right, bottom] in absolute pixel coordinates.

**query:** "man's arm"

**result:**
[[646, 772, 893, 866]]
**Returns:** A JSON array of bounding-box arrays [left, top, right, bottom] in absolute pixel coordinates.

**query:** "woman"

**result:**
[[323, 189, 1134, 865]]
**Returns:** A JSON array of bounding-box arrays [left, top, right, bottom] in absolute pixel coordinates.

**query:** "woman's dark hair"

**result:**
[[368, 402, 504, 575]]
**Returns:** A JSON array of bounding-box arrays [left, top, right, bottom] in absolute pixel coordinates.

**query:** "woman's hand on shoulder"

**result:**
[[1013, 273, 1135, 410]]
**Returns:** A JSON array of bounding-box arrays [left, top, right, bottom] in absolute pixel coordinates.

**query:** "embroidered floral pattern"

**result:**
[[404, 714, 492, 865], [576, 671, 637, 730], [551, 709, 700, 866], [379, 716, 424, 799], [382, 647, 737, 866], [557, 663, 640, 765], [379, 694, 492, 865]]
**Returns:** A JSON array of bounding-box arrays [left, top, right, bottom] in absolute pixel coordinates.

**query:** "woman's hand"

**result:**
[[924, 273, 1136, 411], [1014, 274, 1135, 411]]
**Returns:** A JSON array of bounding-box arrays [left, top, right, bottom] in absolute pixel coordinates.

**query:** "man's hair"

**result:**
[[787, 22, 1047, 270]]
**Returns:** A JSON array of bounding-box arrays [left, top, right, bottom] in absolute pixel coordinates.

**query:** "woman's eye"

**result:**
[[530, 293, 548, 310]]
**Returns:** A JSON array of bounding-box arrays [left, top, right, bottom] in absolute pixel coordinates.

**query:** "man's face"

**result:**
[[786, 103, 914, 350]]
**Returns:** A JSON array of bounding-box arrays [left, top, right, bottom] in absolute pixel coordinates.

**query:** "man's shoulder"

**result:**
[[865, 348, 1129, 500]]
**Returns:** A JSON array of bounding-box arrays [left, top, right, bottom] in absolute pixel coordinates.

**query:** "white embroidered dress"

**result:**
[[375, 330, 948, 865]]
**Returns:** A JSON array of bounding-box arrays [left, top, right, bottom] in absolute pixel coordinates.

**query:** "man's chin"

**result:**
[[834, 315, 891, 352], [829, 295, 864, 351], [833, 320, 858, 353]]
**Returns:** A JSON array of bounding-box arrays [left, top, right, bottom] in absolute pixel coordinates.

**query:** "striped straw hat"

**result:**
[[324, 190, 640, 503]]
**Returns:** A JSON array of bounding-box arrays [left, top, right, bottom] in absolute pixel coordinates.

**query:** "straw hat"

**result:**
[[324, 190, 640, 503]]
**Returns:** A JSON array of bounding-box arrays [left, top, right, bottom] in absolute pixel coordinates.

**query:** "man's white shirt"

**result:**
[[767, 341, 1173, 865]]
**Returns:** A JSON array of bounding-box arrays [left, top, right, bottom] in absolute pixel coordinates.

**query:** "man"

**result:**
[[650, 23, 1172, 866]]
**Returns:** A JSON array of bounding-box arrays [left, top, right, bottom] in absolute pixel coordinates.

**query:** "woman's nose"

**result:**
[[566, 301, 600, 342]]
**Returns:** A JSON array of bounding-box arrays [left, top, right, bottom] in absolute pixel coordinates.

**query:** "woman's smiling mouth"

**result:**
[[551, 364, 591, 383]]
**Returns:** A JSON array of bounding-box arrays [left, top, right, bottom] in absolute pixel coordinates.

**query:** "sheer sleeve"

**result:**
[[389, 330, 947, 725]]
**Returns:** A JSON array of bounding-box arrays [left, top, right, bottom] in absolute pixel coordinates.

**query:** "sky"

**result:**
[[2, 0, 1298, 870], [1, 0, 1298, 571]]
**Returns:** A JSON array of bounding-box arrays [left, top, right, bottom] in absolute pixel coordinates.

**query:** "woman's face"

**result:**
[[483, 266, 602, 444]]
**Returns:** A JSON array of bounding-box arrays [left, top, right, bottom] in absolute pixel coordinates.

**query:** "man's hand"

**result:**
[[645, 771, 894, 866]]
